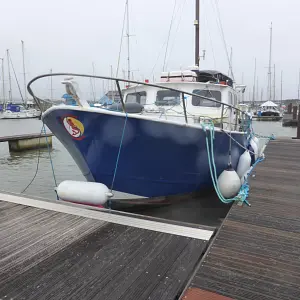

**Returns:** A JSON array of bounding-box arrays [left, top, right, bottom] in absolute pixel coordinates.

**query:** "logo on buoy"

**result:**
[[62, 116, 85, 140]]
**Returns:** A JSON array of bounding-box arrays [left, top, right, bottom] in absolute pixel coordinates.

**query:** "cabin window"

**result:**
[[155, 90, 181, 106], [126, 91, 147, 105], [192, 89, 221, 107]]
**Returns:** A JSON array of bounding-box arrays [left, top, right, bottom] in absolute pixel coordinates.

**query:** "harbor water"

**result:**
[[0, 118, 296, 225]]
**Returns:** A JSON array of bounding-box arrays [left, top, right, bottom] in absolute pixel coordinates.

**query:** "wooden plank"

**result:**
[[0, 193, 214, 240], [182, 138, 300, 300], [0, 200, 211, 300]]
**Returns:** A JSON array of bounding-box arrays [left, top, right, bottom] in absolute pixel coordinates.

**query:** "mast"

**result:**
[[228, 47, 233, 76], [273, 64, 276, 101], [298, 69, 300, 100], [126, 0, 131, 82], [256, 76, 259, 102], [280, 70, 283, 106], [50, 68, 53, 101], [0, 58, 5, 104], [21, 40, 27, 107], [267, 22, 272, 101], [242, 72, 244, 103], [6, 49, 12, 103], [110, 65, 115, 102], [194, 0, 200, 66], [92, 62, 96, 102], [252, 58, 256, 106]]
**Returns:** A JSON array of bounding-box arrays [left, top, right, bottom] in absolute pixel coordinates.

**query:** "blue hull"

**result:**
[[43, 108, 247, 197]]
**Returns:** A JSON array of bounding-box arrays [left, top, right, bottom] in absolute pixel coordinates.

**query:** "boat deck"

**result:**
[[0, 194, 214, 300], [181, 138, 300, 299]]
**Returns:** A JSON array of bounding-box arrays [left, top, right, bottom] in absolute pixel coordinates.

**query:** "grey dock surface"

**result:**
[[0, 194, 214, 300], [182, 138, 300, 300]]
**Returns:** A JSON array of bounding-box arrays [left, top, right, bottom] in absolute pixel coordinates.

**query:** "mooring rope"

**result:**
[[201, 119, 269, 206]]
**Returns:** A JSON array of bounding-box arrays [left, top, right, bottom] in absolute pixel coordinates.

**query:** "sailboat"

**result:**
[[1, 43, 41, 119], [28, 1, 254, 206], [256, 23, 282, 120]]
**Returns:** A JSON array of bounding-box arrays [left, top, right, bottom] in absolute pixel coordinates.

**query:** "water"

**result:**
[[0, 118, 295, 226]]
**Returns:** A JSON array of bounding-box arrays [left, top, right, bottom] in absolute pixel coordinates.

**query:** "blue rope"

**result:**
[[109, 113, 128, 207], [202, 120, 266, 206]]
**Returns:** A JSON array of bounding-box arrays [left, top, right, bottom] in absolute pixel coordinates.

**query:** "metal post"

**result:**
[[288, 103, 292, 114], [115, 80, 126, 112], [181, 92, 188, 124], [220, 104, 224, 129]]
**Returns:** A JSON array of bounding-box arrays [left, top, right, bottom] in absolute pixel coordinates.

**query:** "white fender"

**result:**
[[57, 180, 112, 205], [218, 167, 242, 198], [253, 136, 260, 153], [237, 150, 251, 178]]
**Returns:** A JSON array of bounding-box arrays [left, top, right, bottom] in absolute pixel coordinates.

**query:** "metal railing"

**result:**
[[27, 73, 250, 132]]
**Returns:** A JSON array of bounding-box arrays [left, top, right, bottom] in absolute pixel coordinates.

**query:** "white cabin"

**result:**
[[123, 70, 241, 128]]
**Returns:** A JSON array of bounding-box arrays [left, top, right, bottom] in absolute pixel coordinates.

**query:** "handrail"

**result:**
[[27, 72, 249, 127]]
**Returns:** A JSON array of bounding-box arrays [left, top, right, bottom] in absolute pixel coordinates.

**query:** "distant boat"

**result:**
[[257, 100, 282, 117]]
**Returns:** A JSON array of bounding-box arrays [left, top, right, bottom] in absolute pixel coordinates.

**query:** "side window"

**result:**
[[192, 90, 221, 107], [126, 92, 147, 105], [155, 90, 181, 106]]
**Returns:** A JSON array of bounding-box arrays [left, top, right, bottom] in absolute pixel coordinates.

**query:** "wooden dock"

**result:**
[[1, 138, 300, 299], [181, 138, 300, 299], [0, 193, 214, 300], [0, 133, 53, 151]]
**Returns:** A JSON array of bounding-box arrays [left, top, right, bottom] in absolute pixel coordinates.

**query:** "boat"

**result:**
[[257, 100, 282, 117], [0, 43, 41, 120], [27, 1, 254, 206]]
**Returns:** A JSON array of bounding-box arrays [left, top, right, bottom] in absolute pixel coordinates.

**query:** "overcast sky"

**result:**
[[0, 0, 299, 101]]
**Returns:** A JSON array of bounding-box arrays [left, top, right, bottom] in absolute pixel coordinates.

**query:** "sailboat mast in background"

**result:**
[[273, 64, 276, 101], [252, 58, 256, 106], [0, 58, 5, 103], [6, 49, 12, 103], [267, 23, 273, 101], [194, 0, 200, 66], [21, 40, 27, 107]]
